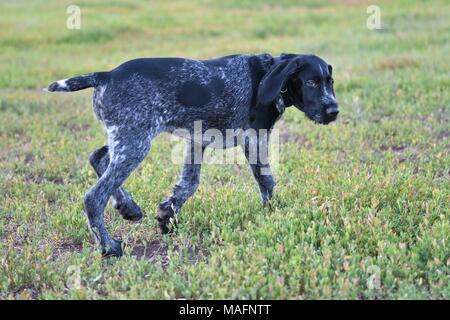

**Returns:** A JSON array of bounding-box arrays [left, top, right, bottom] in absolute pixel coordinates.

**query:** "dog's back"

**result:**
[[46, 55, 271, 133]]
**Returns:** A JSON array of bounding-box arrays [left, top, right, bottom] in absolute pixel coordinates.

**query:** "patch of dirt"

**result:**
[[379, 144, 406, 152], [50, 238, 206, 268], [130, 239, 208, 268], [43, 242, 83, 262], [131, 239, 168, 263]]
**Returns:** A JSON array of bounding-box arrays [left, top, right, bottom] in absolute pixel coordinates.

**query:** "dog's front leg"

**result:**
[[157, 141, 205, 233], [242, 133, 277, 205]]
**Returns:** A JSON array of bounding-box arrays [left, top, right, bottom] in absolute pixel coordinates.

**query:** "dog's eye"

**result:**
[[328, 77, 334, 85], [306, 80, 318, 88]]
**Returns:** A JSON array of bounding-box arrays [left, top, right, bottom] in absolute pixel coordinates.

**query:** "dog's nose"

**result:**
[[325, 106, 339, 117]]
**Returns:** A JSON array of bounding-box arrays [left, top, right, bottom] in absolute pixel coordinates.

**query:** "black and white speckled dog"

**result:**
[[46, 53, 339, 257]]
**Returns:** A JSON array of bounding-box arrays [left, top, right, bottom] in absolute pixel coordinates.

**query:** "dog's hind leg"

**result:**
[[84, 128, 152, 257], [157, 141, 205, 233], [89, 145, 143, 221]]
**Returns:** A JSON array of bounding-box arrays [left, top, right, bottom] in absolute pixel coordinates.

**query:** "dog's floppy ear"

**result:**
[[256, 56, 304, 109]]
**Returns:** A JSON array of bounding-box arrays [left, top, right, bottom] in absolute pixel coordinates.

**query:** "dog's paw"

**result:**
[[156, 201, 177, 234], [102, 239, 123, 258], [114, 200, 144, 222]]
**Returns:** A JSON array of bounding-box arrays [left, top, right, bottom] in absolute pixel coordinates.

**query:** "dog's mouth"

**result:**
[[301, 103, 339, 125], [304, 111, 338, 125], [321, 113, 338, 125], [294, 102, 339, 125]]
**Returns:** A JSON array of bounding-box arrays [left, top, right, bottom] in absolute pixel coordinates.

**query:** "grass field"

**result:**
[[0, 0, 449, 299]]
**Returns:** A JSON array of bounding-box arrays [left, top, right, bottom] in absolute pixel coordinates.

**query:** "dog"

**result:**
[[46, 53, 339, 257]]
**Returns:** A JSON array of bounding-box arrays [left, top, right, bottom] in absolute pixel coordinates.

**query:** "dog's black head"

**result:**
[[256, 53, 339, 125]]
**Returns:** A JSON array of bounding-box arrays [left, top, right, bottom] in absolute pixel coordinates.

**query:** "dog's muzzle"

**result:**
[[324, 103, 339, 122]]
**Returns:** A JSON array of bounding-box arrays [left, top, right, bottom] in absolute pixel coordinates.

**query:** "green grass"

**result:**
[[0, 0, 449, 299]]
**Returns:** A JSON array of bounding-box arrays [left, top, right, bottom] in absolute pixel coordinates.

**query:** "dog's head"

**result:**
[[256, 53, 339, 125]]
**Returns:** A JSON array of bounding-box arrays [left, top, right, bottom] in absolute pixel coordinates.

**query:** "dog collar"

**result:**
[[275, 94, 286, 114]]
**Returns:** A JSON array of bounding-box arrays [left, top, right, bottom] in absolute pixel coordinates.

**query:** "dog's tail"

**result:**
[[45, 72, 108, 92]]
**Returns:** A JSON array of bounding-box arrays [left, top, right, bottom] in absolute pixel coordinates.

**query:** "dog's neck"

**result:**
[[249, 54, 292, 129]]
